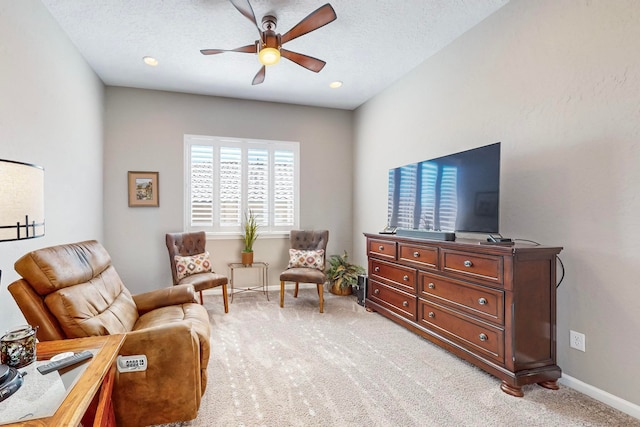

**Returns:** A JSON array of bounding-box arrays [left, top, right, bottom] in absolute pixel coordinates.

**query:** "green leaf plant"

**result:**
[[326, 251, 365, 289], [242, 209, 259, 253]]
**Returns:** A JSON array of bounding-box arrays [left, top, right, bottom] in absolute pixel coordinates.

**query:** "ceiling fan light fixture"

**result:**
[[143, 56, 158, 66], [258, 47, 280, 66]]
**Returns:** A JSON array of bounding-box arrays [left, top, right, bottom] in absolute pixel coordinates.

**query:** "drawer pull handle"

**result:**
[[413, 251, 420, 258], [428, 282, 435, 289], [463, 260, 473, 267], [374, 266, 380, 273], [478, 298, 487, 305], [479, 333, 488, 342], [428, 312, 435, 318], [378, 245, 384, 251], [403, 275, 409, 281], [374, 289, 380, 295], [402, 301, 409, 307]]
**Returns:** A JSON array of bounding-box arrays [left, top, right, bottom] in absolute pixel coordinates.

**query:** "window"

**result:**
[[184, 135, 299, 236]]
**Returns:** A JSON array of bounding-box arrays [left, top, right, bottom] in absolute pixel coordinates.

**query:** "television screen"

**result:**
[[387, 142, 500, 234]]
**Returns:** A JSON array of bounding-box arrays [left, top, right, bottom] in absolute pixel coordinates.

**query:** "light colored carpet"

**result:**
[[157, 288, 639, 427]]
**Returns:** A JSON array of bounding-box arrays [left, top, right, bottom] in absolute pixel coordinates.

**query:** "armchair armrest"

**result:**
[[132, 284, 197, 315], [114, 322, 203, 427]]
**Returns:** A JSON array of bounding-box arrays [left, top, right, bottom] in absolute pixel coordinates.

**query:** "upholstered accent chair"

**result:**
[[8, 240, 211, 427], [166, 231, 229, 312], [280, 230, 329, 313]]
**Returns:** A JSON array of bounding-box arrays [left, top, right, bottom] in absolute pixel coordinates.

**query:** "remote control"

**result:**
[[37, 350, 94, 375]]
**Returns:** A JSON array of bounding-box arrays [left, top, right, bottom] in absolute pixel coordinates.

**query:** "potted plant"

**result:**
[[242, 209, 259, 266], [326, 251, 365, 296]]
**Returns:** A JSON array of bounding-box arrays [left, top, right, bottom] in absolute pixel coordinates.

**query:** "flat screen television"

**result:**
[[387, 142, 500, 239]]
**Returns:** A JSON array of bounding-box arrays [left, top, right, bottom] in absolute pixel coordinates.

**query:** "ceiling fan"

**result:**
[[200, 0, 337, 85]]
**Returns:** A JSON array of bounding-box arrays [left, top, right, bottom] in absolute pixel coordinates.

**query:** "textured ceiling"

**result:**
[[41, 0, 509, 110]]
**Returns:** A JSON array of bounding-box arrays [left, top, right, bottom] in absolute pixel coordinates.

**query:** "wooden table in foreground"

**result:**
[[6, 334, 124, 427]]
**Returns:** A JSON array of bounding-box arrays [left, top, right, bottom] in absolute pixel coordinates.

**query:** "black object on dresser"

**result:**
[[364, 233, 562, 397]]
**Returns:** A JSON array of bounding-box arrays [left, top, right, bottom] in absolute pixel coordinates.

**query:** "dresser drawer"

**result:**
[[418, 300, 504, 364], [368, 238, 397, 260], [369, 259, 416, 293], [441, 249, 503, 285], [398, 243, 438, 270], [418, 272, 504, 324], [368, 280, 416, 321]]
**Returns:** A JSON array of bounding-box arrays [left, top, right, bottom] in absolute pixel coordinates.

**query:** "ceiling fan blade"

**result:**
[[280, 3, 337, 45], [200, 44, 257, 55], [280, 49, 326, 73], [252, 66, 266, 85], [229, 0, 261, 34]]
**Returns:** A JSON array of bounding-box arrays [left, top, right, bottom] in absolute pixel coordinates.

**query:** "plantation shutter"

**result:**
[[189, 144, 214, 226], [219, 146, 242, 228], [273, 149, 295, 227], [247, 148, 269, 225]]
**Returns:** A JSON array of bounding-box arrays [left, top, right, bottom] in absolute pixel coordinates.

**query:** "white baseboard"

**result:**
[[560, 374, 640, 420]]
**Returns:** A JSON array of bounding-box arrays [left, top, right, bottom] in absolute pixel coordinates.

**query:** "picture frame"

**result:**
[[128, 171, 159, 207]]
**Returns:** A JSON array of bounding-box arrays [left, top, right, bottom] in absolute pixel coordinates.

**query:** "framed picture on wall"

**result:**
[[128, 171, 159, 207]]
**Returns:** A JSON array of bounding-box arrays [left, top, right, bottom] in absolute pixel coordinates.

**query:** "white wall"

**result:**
[[103, 87, 353, 294], [0, 1, 104, 329], [354, 0, 640, 409]]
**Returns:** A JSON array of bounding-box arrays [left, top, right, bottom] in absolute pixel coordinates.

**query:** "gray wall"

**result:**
[[0, 1, 104, 328], [353, 0, 640, 412], [104, 87, 353, 293]]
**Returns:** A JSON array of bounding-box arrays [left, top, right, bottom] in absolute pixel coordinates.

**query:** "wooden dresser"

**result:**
[[364, 233, 562, 397]]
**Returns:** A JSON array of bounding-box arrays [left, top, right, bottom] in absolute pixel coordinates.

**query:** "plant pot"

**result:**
[[242, 251, 253, 266], [329, 280, 353, 296]]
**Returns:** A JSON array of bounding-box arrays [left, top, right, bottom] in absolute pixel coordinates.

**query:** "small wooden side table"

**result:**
[[228, 261, 269, 302], [4, 334, 124, 427]]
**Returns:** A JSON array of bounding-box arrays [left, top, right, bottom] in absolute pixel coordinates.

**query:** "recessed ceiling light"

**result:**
[[329, 81, 343, 89], [143, 56, 158, 67]]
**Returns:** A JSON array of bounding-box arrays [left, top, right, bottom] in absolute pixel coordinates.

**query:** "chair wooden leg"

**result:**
[[222, 284, 229, 313], [318, 283, 324, 313], [294, 282, 299, 298], [280, 280, 285, 308], [199, 290, 204, 305]]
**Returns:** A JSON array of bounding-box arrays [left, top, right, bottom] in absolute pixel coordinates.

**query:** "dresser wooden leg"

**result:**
[[500, 381, 524, 397], [538, 380, 559, 390]]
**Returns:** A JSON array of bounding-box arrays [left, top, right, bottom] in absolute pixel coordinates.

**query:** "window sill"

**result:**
[[205, 231, 290, 240]]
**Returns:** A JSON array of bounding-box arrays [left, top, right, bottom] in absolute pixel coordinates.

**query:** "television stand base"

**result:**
[[395, 229, 456, 241]]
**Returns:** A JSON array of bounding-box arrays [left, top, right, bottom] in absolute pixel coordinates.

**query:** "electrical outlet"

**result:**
[[570, 330, 586, 352], [117, 355, 147, 372]]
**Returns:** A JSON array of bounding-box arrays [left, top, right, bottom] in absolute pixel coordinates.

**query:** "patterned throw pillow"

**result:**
[[175, 252, 212, 281], [288, 249, 325, 271]]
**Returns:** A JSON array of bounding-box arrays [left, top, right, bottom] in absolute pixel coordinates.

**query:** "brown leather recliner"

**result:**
[[8, 240, 211, 427]]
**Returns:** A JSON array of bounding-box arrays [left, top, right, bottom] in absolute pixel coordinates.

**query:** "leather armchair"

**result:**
[[8, 240, 210, 427]]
